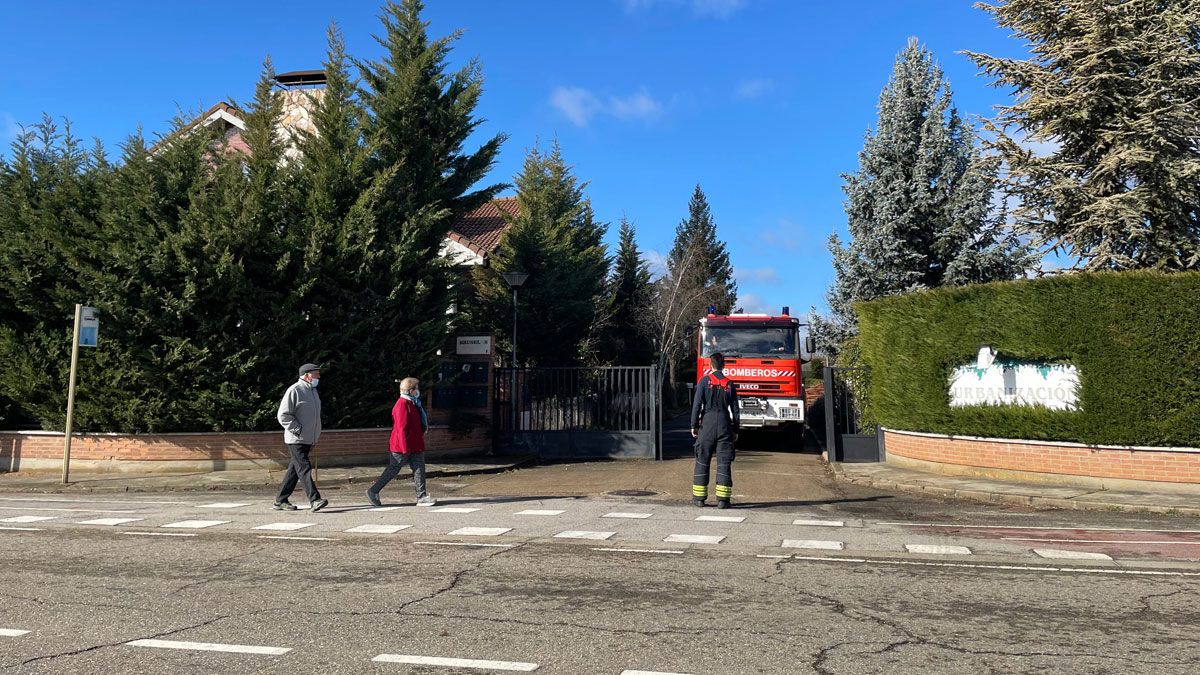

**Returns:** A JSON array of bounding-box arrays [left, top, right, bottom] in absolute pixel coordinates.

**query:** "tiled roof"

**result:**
[[447, 196, 517, 258]]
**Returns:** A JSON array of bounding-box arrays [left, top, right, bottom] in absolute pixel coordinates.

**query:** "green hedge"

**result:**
[[857, 271, 1200, 448]]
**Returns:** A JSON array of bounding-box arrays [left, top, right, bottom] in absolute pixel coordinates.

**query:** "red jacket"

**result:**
[[389, 397, 426, 453]]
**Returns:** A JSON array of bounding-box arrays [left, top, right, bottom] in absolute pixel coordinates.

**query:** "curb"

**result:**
[[0, 456, 538, 495], [827, 462, 1200, 517]]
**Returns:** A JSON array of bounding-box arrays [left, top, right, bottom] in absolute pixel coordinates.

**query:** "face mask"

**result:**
[[411, 389, 421, 399], [310, 378, 320, 387]]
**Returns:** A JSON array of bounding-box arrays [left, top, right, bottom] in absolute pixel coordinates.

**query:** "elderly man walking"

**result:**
[[274, 363, 328, 512], [366, 377, 437, 507]]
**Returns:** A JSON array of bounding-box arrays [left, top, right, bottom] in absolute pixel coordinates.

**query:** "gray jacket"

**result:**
[[278, 379, 322, 445]]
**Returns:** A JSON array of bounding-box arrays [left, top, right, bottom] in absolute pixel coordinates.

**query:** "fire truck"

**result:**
[[696, 306, 814, 429]]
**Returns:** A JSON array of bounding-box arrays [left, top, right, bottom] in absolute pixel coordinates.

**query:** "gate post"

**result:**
[[823, 366, 838, 462]]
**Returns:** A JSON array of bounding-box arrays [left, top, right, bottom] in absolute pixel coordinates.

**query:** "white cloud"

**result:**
[[644, 249, 669, 279], [735, 266, 780, 283], [620, 0, 747, 18], [549, 86, 665, 127], [735, 293, 773, 314], [735, 78, 774, 99], [1, 112, 22, 145]]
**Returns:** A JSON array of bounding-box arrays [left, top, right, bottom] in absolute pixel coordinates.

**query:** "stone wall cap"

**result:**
[[883, 427, 1200, 454]]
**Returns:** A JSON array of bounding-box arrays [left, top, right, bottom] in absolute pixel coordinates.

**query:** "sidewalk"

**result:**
[[833, 461, 1200, 517], [0, 455, 534, 494]]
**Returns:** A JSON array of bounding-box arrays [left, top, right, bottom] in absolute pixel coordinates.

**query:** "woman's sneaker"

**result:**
[[416, 496, 437, 507], [272, 500, 297, 511]]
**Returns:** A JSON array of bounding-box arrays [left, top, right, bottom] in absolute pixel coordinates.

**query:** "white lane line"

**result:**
[[77, 518, 143, 526], [414, 541, 514, 548], [372, 506, 408, 512], [515, 509, 565, 516], [877, 522, 1200, 534], [696, 515, 745, 523], [252, 522, 316, 531], [1005, 537, 1199, 545], [622, 670, 695, 675], [793, 519, 844, 527], [161, 520, 229, 529], [372, 654, 538, 671], [433, 507, 480, 514], [783, 539, 844, 551], [603, 512, 653, 519], [127, 638, 291, 655], [257, 535, 339, 541], [787, 554, 1200, 576], [595, 548, 684, 555], [905, 544, 972, 555], [0, 497, 186, 505], [664, 534, 724, 544], [122, 532, 196, 537], [195, 502, 252, 509], [0, 629, 31, 637], [0, 506, 138, 513], [0, 526, 44, 532], [553, 530, 615, 540], [1, 515, 58, 523], [345, 524, 412, 534], [1034, 549, 1114, 561], [449, 527, 511, 536], [756, 554, 792, 559]]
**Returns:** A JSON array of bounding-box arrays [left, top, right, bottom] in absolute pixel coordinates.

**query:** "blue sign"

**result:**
[[79, 307, 99, 348]]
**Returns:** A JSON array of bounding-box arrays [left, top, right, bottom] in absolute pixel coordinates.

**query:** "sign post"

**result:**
[[62, 305, 98, 484]]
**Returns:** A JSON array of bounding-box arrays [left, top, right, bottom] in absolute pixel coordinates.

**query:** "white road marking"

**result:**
[[449, 527, 511, 536], [792, 519, 844, 527], [515, 509, 565, 516], [433, 507, 481, 514], [0, 497, 186, 505], [0, 526, 44, 531], [1005, 537, 1198, 545], [783, 539, 845, 551], [161, 520, 229, 529], [906, 544, 972, 555], [621, 670, 695, 675], [554, 530, 615, 540], [787, 554, 1200, 577], [0, 506, 138, 513], [696, 515, 745, 523], [372, 654, 538, 671], [252, 522, 315, 531], [126, 639, 291, 655], [756, 554, 792, 559], [603, 512, 653, 519], [876, 522, 1200, 534], [664, 534, 724, 544], [0, 515, 58, 523], [77, 518, 143, 526], [122, 532, 196, 537], [0, 629, 31, 637], [1034, 549, 1114, 561], [414, 541, 514, 548], [195, 502, 252, 509], [372, 506, 408, 512], [595, 548, 684, 555], [345, 524, 412, 534], [257, 535, 339, 541]]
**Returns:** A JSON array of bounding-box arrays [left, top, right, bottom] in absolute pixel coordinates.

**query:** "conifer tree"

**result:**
[[966, 0, 1200, 270], [599, 218, 655, 365]]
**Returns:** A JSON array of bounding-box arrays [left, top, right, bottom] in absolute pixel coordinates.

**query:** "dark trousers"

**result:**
[[276, 443, 321, 504], [693, 433, 735, 501], [369, 452, 428, 499]]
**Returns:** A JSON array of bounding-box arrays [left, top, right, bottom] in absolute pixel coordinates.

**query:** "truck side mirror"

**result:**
[[805, 336, 817, 355]]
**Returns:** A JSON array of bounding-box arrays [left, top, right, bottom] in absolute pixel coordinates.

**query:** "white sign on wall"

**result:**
[[456, 335, 492, 355], [949, 356, 1081, 411]]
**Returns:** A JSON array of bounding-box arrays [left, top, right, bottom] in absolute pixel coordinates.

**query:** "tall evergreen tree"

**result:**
[[472, 142, 609, 367], [599, 218, 655, 365], [966, 0, 1200, 271], [814, 39, 1036, 355]]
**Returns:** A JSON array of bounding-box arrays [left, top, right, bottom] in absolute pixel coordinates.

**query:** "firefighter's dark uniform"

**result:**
[[690, 371, 740, 504]]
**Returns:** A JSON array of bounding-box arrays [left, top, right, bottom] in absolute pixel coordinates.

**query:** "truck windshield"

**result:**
[[701, 326, 797, 358]]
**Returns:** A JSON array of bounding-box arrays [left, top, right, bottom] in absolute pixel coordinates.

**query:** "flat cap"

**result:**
[[298, 363, 321, 376]]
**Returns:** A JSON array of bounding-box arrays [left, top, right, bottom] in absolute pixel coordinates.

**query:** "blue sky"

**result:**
[[0, 0, 1030, 315]]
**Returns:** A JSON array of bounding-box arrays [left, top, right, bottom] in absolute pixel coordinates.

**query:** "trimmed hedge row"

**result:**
[[856, 271, 1200, 448]]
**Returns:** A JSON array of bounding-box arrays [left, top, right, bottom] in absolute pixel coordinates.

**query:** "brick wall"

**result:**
[[884, 429, 1200, 485]]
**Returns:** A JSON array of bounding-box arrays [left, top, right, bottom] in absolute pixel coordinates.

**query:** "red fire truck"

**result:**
[[696, 307, 814, 429]]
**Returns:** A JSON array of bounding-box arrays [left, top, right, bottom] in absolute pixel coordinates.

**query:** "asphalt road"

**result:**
[[2, 488, 1199, 674]]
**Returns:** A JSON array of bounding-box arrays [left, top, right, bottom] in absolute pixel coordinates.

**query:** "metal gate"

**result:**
[[493, 366, 659, 460], [822, 366, 882, 462]]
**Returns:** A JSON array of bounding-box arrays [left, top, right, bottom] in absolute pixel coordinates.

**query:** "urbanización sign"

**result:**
[[949, 347, 1081, 411]]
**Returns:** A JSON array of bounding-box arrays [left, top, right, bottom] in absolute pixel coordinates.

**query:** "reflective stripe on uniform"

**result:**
[[692, 485, 708, 497], [715, 485, 732, 498]]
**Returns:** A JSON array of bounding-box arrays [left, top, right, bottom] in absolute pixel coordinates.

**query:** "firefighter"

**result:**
[[690, 351, 740, 508]]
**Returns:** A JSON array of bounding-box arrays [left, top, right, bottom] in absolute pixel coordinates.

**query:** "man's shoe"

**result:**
[[416, 496, 437, 507], [272, 500, 297, 511], [716, 499, 731, 510], [366, 490, 382, 507], [692, 497, 708, 508], [310, 498, 329, 513]]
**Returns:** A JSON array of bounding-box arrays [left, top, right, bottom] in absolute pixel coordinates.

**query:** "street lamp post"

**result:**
[[501, 272, 529, 434]]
